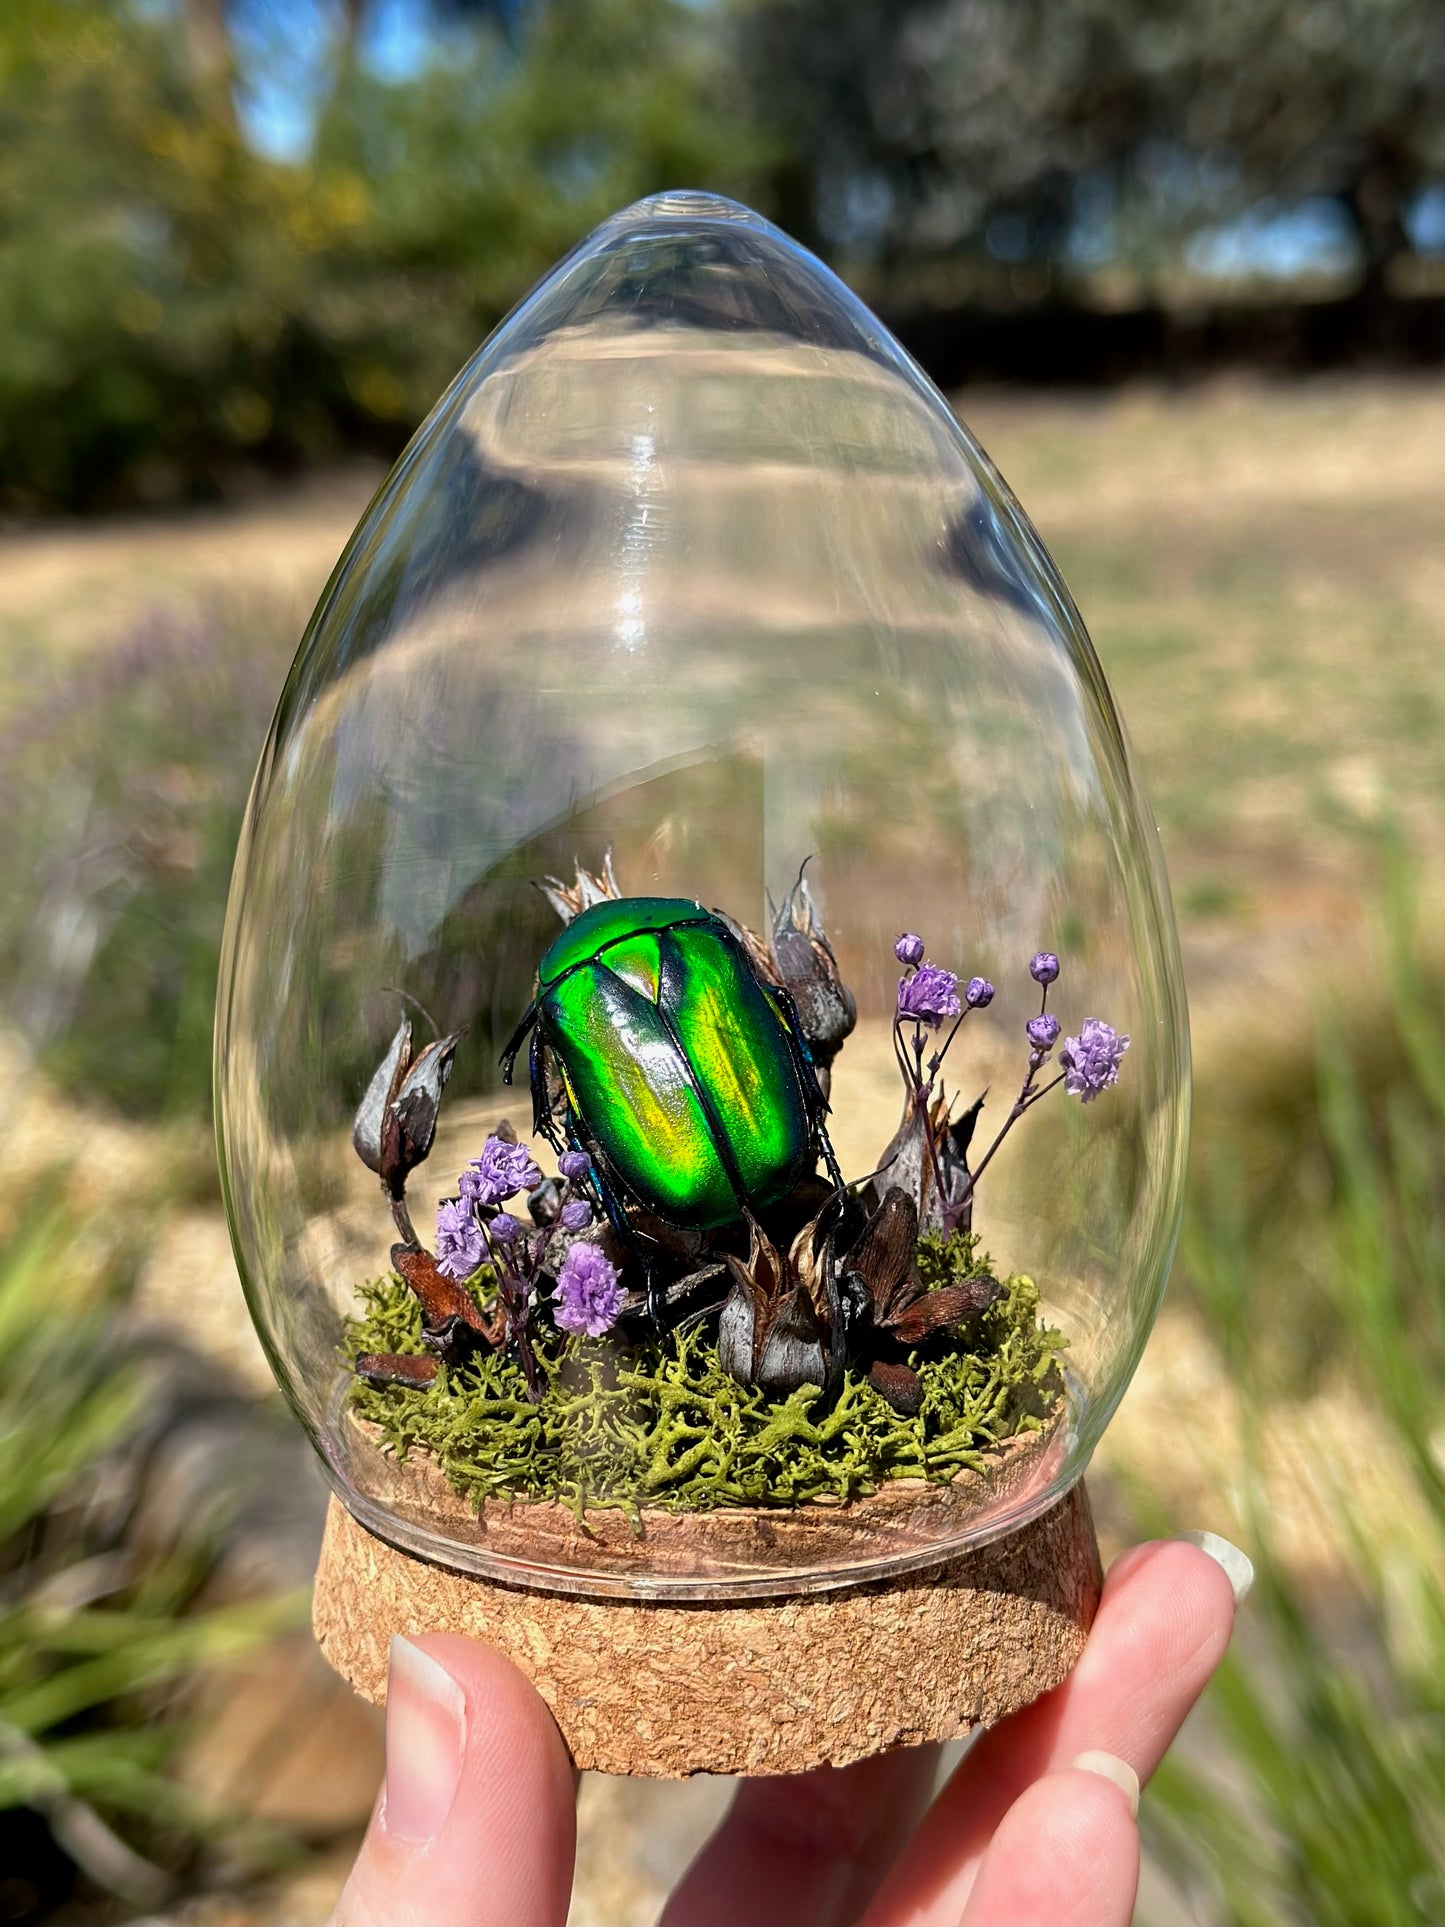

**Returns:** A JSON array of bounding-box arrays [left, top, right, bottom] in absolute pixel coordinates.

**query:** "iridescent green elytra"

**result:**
[[500, 896, 828, 1231]]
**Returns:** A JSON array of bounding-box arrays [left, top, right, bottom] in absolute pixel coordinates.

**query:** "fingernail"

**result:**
[[1071, 1750, 1140, 1816], [382, 1636, 467, 1845], [1174, 1529, 1255, 1605]]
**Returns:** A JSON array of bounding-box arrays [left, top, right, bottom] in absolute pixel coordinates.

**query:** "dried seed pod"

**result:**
[[351, 1016, 467, 1211], [843, 1187, 919, 1325], [769, 867, 857, 1071], [539, 849, 622, 924], [755, 1286, 826, 1398]]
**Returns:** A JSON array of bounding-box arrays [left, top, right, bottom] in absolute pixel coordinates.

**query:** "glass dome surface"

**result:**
[[215, 191, 1189, 1600]]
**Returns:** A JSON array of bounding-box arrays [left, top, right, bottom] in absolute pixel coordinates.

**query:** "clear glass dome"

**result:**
[[215, 192, 1188, 1599]]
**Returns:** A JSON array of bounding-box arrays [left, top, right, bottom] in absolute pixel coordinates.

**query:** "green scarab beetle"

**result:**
[[500, 896, 841, 1238]]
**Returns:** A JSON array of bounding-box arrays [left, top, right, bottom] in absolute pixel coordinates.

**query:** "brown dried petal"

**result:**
[[354, 1352, 439, 1390], [868, 1360, 923, 1414], [745, 1219, 787, 1304], [888, 1275, 1003, 1344]]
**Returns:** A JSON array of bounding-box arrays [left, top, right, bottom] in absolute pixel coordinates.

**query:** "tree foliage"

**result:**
[[0, 0, 763, 507], [0, 0, 1441, 507], [737, 0, 1445, 289]]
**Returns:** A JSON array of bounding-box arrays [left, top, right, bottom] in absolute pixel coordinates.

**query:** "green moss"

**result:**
[[343, 1248, 1067, 1519]]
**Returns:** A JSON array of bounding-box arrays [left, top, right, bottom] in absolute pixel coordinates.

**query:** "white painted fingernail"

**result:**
[[1174, 1529, 1255, 1604], [1071, 1750, 1140, 1816], [382, 1636, 467, 1844]]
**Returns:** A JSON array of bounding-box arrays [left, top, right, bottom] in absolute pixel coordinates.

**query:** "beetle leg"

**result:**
[[498, 999, 539, 1086], [529, 1030, 568, 1151], [583, 1146, 669, 1326]]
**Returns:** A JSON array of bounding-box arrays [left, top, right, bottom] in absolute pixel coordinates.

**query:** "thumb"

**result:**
[[331, 1633, 576, 1927]]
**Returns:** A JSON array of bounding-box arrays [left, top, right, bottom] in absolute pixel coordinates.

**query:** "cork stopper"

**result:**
[[313, 1481, 1101, 1777]]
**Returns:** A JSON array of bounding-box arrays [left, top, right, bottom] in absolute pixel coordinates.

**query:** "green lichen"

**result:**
[[343, 1239, 1067, 1519], [915, 1226, 988, 1292]]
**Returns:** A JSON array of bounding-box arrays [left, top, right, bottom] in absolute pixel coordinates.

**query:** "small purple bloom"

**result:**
[[487, 1211, 521, 1245], [459, 1134, 543, 1207], [1030, 951, 1060, 985], [557, 1150, 592, 1181], [435, 1198, 484, 1279], [897, 962, 961, 1027], [1060, 1019, 1130, 1102], [1026, 1013, 1061, 1050], [552, 1243, 625, 1338], [559, 1198, 593, 1231], [965, 976, 994, 1009], [894, 932, 925, 967]]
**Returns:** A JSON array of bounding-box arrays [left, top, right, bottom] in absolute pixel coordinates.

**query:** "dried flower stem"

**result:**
[[962, 1066, 1067, 1200], [484, 1223, 541, 1401], [892, 1014, 954, 1209]]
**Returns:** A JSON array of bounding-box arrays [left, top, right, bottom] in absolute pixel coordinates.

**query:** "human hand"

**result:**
[[331, 1533, 1250, 1927]]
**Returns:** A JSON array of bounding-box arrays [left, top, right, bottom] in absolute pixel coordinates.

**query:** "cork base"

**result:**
[[313, 1482, 1102, 1776]]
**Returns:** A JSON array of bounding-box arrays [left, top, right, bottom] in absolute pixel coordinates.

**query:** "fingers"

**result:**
[[863, 1536, 1243, 1925], [959, 1759, 1140, 1927], [331, 1634, 576, 1927], [661, 1746, 941, 1927]]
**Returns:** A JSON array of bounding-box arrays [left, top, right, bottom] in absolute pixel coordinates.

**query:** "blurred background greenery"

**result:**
[[0, 2, 1440, 1922]]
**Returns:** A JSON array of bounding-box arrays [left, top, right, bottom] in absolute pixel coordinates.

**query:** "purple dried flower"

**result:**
[[552, 1243, 625, 1338], [1030, 951, 1060, 985], [557, 1150, 592, 1181], [459, 1134, 543, 1207], [894, 932, 925, 967], [488, 1211, 521, 1245], [1026, 1013, 1061, 1050], [435, 1198, 484, 1279], [897, 962, 961, 1027], [559, 1198, 593, 1231], [965, 976, 995, 1009], [1060, 1019, 1130, 1102]]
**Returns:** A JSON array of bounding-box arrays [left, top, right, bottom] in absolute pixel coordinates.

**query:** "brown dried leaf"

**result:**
[[392, 1243, 492, 1340]]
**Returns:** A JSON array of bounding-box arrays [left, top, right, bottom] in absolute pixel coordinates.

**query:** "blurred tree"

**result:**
[[736, 0, 1445, 300], [0, 0, 761, 508]]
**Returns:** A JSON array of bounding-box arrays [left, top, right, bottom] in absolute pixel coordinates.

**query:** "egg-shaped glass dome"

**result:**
[[215, 192, 1188, 1599]]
